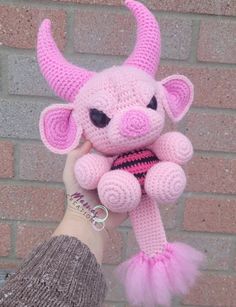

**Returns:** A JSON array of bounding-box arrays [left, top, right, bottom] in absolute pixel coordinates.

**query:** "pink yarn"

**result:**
[[98, 169, 141, 212], [74, 153, 112, 189], [152, 131, 193, 165], [119, 110, 150, 137], [37, 0, 203, 305], [129, 195, 167, 256], [39, 104, 82, 154], [116, 243, 205, 307], [124, 0, 161, 76], [37, 19, 94, 102], [145, 161, 186, 204], [161, 75, 194, 122]]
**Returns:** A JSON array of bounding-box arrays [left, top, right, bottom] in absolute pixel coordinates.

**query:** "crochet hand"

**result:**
[[151, 132, 193, 165]]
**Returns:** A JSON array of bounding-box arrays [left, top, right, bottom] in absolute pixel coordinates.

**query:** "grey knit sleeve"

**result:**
[[0, 235, 107, 307]]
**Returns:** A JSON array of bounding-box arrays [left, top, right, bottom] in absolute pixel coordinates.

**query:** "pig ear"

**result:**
[[39, 104, 82, 154], [161, 75, 194, 122]]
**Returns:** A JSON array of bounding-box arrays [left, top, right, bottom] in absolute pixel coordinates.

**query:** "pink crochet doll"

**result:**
[[37, 0, 204, 306]]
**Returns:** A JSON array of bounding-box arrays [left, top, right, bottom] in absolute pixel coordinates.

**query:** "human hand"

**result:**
[[63, 140, 128, 230]]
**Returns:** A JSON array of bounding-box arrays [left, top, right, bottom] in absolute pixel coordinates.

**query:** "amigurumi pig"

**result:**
[[37, 0, 204, 306]]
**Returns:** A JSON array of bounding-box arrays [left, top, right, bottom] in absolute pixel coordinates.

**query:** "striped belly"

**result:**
[[111, 148, 159, 194]]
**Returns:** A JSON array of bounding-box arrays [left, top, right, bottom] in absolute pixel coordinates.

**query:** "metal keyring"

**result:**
[[92, 220, 105, 231], [93, 205, 109, 223]]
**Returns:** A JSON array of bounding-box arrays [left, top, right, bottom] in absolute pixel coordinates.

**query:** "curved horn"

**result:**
[[37, 19, 94, 102], [123, 0, 161, 76]]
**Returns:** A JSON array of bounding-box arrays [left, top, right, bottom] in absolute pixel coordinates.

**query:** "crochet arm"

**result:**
[[151, 132, 193, 165], [0, 235, 107, 307]]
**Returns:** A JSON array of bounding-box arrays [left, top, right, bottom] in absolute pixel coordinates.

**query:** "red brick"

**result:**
[[74, 10, 192, 60], [19, 143, 65, 182], [102, 265, 126, 301], [186, 155, 236, 194], [0, 185, 65, 222], [0, 261, 19, 270], [0, 5, 66, 49], [184, 197, 236, 234], [198, 20, 236, 64], [157, 65, 236, 109], [127, 229, 232, 271], [103, 230, 125, 264], [51, 0, 236, 16], [16, 224, 54, 258], [74, 9, 133, 56], [148, 0, 236, 16], [184, 111, 236, 153], [169, 232, 233, 271], [0, 224, 11, 256], [0, 141, 14, 178], [183, 273, 236, 306], [52, 0, 122, 4]]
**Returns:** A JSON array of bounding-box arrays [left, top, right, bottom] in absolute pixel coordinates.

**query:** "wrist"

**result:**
[[52, 197, 109, 264]]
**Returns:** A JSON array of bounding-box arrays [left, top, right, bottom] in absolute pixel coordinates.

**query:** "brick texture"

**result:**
[[183, 273, 236, 306], [74, 10, 192, 60], [103, 229, 125, 265], [16, 224, 54, 258], [51, 0, 236, 16], [7, 58, 236, 110], [102, 265, 126, 301], [19, 143, 65, 182], [0, 0, 236, 305], [7, 54, 122, 98], [8, 55, 54, 98], [0, 99, 49, 140], [186, 155, 236, 194], [127, 229, 233, 271], [184, 111, 236, 152], [198, 20, 236, 64], [158, 65, 236, 109], [0, 5, 66, 49], [184, 197, 236, 234], [0, 224, 11, 257], [0, 141, 14, 178], [0, 184, 65, 222]]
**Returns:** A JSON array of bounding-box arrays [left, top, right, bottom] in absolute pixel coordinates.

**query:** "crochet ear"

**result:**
[[39, 104, 82, 154], [161, 75, 193, 122]]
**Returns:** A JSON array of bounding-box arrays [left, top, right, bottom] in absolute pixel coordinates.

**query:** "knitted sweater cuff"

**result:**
[[0, 235, 107, 307]]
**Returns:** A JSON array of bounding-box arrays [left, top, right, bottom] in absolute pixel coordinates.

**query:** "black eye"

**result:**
[[147, 96, 158, 110], [89, 108, 111, 128]]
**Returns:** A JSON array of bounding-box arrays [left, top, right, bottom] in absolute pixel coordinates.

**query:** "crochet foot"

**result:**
[[98, 170, 141, 213]]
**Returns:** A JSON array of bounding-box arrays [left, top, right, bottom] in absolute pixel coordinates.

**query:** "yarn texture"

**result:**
[[37, 0, 205, 306]]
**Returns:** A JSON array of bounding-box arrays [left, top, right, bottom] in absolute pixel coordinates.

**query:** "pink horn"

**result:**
[[123, 0, 161, 76], [37, 19, 94, 103]]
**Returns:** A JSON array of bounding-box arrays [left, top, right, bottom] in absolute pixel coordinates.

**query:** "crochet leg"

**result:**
[[144, 161, 186, 204], [130, 194, 167, 255], [98, 170, 141, 213]]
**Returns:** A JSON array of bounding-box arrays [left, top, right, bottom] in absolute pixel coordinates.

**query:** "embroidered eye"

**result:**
[[147, 96, 158, 110], [89, 108, 111, 128]]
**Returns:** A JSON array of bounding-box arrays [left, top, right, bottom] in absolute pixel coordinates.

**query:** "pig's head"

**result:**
[[38, 0, 193, 156]]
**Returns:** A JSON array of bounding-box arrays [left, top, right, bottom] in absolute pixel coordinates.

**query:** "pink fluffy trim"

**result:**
[[115, 242, 205, 307]]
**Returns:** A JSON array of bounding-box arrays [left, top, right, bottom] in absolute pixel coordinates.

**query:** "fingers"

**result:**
[[63, 140, 92, 186], [66, 141, 92, 165], [70, 140, 92, 159], [105, 211, 128, 229]]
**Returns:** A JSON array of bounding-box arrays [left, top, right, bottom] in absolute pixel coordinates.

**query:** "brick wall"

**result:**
[[0, 0, 235, 306]]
